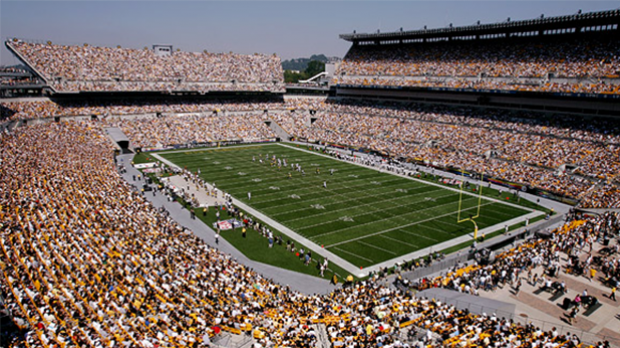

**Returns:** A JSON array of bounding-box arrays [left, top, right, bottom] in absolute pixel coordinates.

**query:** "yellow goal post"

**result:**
[[456, 172, 484, 240]]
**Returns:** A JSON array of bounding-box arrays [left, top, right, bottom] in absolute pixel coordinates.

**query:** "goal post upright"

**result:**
[[457, 172, 484, 240]]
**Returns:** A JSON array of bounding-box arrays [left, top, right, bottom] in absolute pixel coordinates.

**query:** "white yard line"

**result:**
[[380, 235, 419, 248], [272, 189, 456, 224], [360, 210, 544, 274], [324, 202, 496, 248], [398, 229, 441, 243], [313, 197, 483, 238], [153, 143, 545, 277], [277, 143, 538, 213], [253, 178, 418, 210], [333, 247, 374, 263], [357, 241, 398, 256]]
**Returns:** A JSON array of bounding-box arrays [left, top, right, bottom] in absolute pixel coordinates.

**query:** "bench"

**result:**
[[583, 302, 603, 317], [549, 291, 564, 302]]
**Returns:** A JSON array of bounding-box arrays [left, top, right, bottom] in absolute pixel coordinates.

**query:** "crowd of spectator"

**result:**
[[1, 77, 43, 87], [333, 76, 620, 94], [335, 37, 620, 94], [0, 99, 285, 122], [1, 97, 618, 207], [101, 114, 276, 148], [422, 212, 619, 296], [7, 40, 285, 92], [271, 100, 620, 208], [0, 66, 43, 94], [0, 67, 31, 74], [1, 121, 618, 348]]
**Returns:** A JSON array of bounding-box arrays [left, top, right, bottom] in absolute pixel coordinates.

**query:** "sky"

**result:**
[[1, 0, 618, 65]]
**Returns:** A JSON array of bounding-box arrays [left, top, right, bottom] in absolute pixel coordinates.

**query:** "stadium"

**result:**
[[1, 5, 619, 348]]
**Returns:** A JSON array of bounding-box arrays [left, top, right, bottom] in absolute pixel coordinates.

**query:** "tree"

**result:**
[[284, 70, 302, 83], [283, 60, 325, 83], [304, 60, 325, 79]]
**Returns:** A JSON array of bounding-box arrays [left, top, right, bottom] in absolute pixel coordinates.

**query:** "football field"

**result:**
[[157, 143, 539, 269]]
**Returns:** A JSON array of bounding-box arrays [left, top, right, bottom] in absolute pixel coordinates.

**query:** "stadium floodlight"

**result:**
[[457, 171, 484, 240]]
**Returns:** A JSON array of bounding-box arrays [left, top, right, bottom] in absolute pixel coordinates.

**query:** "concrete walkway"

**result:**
[[478, 240, 620, 346]]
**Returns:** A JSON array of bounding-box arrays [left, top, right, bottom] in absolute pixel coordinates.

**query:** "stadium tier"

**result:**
[[335, 11, 620, 95], [2, 98, 618, 208], [2, 8, 620, 348], [1, 121, 619, 347], [5, 40, 285, 93]]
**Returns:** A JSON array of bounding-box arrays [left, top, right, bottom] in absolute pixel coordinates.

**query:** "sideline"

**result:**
[[151, 144, 546, 277], [119, 154, 337, 294]]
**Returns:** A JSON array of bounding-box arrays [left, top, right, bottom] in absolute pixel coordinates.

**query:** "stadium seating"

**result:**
[[335, 37, 620, 94], [1, 122, 617, 347], [3, 10, 620, 348], [272, 100, 620, 208], [101, 113, 276, 148], [0, 99, 285, 122], [7, 40, 285, 93], [2, 98, 618, 208]]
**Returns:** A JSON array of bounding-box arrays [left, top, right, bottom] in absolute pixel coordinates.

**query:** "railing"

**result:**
[[400, 215, 564, 282], [403, 253, 470, 281]]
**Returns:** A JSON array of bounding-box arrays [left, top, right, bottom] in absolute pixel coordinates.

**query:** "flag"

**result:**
[[214, 220, 232, 230]]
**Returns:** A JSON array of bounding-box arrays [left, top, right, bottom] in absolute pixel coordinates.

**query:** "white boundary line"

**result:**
[[152, 143, 545, 277], [312, 195, 479, 239], [324, 201, 496, 248], [291, 192, 469, 231], [276, 143, 538, 213]]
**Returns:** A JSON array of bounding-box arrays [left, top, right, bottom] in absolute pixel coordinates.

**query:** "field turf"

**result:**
[[158, 143, 535, 268]]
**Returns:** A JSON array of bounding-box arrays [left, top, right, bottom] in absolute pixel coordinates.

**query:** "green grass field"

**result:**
[[157, 143, 539, 268]]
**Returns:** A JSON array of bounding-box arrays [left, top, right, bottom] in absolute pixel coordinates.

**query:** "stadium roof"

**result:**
[[340, 9, 620, 43]]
